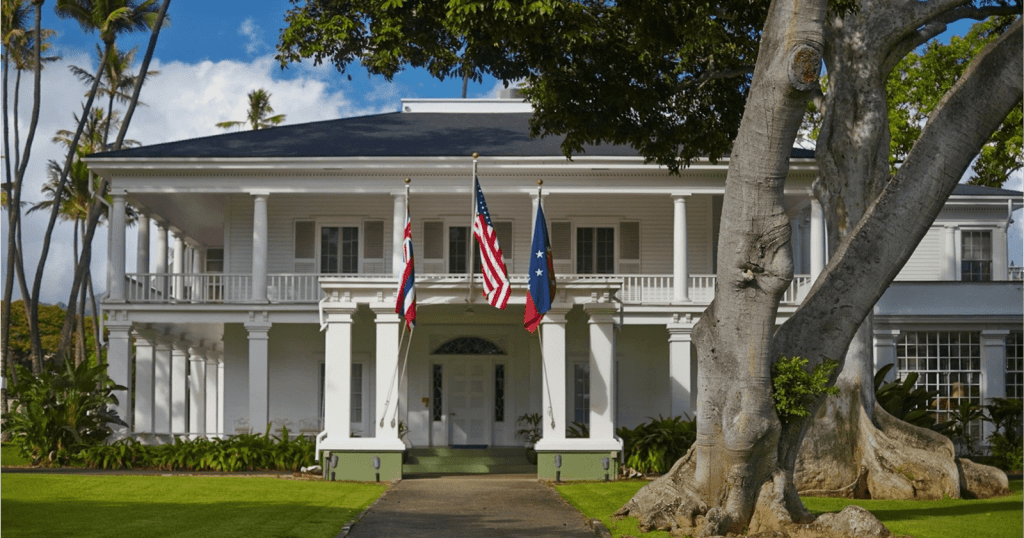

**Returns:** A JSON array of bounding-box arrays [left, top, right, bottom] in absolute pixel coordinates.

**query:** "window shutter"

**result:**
[[551, 221, 572, 275], [619, 221, 640, 274], [423, 221, 444, 273], [363, 220, 385, 273], [294, 221, 315, 272], [494, 221, 513, 266]]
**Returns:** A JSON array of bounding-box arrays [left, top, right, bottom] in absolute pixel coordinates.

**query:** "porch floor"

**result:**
[[403, 447, 536, 475]]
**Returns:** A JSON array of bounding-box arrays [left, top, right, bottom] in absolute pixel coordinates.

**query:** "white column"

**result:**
[[133, 332, 155, 435], [136, 216, 150, 274], [251, 193, 269, 302], [873, 329, 900, 382], [188, 347, 207, 437], [191, 246, 206, 303], [172, 232, 185, 301], [585, 304, 618, 443], [792, 216, 804, 275], [373, 306, 402, 441], [993, 226, 1008, 281], [393, 193, 405, 278], [534, 307, 570, 448], [246, 321, 272, 433], [170, 340, 190, 435], [323, 304, 355, 447], [153, 335, 173, 435], [206, 352, 221, 437], [108, 192, 128, 302], [943, 225, 958, 281], [154, 221, 169, 298], [668, 319, 695, 417], [673, 195, 690, 302], [217, 359, 226, 438], [810, 198, 825, 281], [981, 330, 1009, 443], [106, 318, 132, 438]]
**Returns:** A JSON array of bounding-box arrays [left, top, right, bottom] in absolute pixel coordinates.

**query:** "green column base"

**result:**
[[322, 450, 404, 482], [537, 451, 619, 481]]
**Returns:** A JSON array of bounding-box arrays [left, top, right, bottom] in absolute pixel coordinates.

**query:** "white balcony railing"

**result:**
[[124, 272, 815, 306], [1009, 265, 1023, 281]]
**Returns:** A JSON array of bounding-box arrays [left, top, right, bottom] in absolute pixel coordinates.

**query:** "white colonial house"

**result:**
[[85, 95, 1023, 481]]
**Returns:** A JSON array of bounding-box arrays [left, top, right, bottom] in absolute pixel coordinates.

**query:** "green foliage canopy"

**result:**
[[277, 0, 769, 170], [887, 17, 1023, 187]]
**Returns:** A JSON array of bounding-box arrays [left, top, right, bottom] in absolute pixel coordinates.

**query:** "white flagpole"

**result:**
[[467, 152, 479, 303]]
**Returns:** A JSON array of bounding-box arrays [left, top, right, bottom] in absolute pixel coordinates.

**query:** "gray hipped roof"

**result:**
[[90, 111, 816, 160]]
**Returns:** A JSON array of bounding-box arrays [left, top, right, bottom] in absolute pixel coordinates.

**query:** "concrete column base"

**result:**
[[537, 451, 619, 481], [322, 450, 404, 482]]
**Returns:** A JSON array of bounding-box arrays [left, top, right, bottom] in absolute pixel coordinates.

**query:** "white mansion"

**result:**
[[86, 96, 1023, 480]]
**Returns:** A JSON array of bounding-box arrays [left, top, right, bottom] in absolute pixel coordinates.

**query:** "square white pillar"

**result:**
[[246, 321, 272, 433], [133, 332, 155, 434], [188, 349, 207, 437], [206, 353, 221, 437], [153, 336, 173, 435], [873, 329, 900, 382], [534, 307, 569, 448], [170, 341, 190, 435], [323, 304, 355, 446], [373, 306, 401, 441], [106, 319, 132, 438], [981, 330, 1010, 443], [585, 304, 618, 442], [668, 319, 695, 417]]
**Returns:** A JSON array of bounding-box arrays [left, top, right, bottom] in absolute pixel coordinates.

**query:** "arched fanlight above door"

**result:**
[[432, 336, 506, 355]]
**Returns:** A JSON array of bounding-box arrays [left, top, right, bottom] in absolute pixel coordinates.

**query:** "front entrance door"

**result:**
[[448, 359, 491, 446]]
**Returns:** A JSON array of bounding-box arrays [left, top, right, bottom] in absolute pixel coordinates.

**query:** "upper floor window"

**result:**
[[961, 230, 992, 281], [206, 248, 224, 273], [422, 220, 511, 274], [294, 220, 384, 274], [577, 227, 615, 274], [560, 221, 640, 275]]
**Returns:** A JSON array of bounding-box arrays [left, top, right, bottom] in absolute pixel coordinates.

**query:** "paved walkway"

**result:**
[[345, 474, 597, 538]]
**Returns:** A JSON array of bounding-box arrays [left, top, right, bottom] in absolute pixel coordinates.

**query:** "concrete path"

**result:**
[[345, 474, 597, 538]]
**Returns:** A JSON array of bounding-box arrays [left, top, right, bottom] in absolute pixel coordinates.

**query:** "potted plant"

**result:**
[[398, 421, 410, 464], [517, 413, 542, 464]]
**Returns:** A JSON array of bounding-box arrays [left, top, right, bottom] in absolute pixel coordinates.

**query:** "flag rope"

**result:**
[[379, 320, 407, 428], [391, 326, 414, 428], [537, 327, 557, 430]]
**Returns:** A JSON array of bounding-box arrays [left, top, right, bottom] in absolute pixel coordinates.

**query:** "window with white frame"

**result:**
[[961, 230, 992, 281], [555, 221, 641, 275], [573, 362, 590, 426], [577, 227, 615, 274], [1007, 331, 1023, 399], [897, 331, 982, 439], [294, 220, 384, 274], [422, 220, 512, 274]]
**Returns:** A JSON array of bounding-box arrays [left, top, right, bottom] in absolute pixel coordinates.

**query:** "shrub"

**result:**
[[616, 415, 696, 475], [2, 359, 126, 465], [566, 421, 589, 438], [81, 427, 317, 472], [874, 363, 951, 432], [771, 356, 840, 425], [516, 413, 542, 446], [984, 398, 1023, 471]]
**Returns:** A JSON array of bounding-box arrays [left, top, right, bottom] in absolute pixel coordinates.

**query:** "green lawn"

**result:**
[[0, 474, 387, 538], [556, 479, 1024, 538]]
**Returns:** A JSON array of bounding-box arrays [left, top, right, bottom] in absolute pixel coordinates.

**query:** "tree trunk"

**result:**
[[792, 6, 1015, 500], [618, 8, 1021, 538]]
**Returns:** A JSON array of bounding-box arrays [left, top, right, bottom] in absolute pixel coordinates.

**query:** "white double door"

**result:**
[[445, 358, 492, 446]]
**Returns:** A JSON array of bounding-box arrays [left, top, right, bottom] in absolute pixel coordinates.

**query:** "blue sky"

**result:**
[[4, 2, 1020, 303]]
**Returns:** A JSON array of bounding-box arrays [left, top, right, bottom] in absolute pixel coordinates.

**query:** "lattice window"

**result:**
[[574, 363, 590, 425], [961, 231, 992, 281], [432, 364, 443, 422], [1007, 332, 1023, 399], [897, 331, 981, 439], [351, 363, 363, 424], [495, 364, 505, 422], [433, 337, 506, 355]]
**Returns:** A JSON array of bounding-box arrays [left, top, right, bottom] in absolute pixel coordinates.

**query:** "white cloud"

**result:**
[[238, 17, 264, 56], [3, 52, 398, 304]]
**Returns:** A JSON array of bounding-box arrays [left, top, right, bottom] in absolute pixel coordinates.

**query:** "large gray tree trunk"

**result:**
[[794, 3, 1014, 500], [618, 6, 1022, 537]]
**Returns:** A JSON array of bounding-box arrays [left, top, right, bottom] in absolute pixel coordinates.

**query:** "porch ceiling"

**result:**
[[131, 192, 228, 246]]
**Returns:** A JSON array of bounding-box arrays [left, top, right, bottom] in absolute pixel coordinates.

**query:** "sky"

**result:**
[[1, 1, 1021, 305]]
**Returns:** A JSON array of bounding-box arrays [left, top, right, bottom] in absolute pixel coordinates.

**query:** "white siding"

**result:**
[[896, 226, 943, 281]]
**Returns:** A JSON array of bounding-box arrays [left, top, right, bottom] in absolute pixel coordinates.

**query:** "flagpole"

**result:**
[[467, 152, 479, 303], [533, 179, 557, 430]]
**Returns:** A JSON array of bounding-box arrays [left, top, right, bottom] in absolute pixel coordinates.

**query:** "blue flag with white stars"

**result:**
[[525, 201, 555, 332]]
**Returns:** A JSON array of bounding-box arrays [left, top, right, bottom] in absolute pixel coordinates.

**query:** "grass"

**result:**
[[0, 474, 387, 538], [556, 479, 1024, 538], [1, 443, 33, 466]]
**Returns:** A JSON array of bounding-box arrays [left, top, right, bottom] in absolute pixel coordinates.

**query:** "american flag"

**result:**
[[395, 204, 416, 328], [473, 177, 511, 309]]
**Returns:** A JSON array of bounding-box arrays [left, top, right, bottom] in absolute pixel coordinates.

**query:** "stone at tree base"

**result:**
[[957, 457, 1011, 498]]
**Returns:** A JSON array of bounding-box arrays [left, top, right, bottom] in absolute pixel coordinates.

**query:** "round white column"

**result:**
[[251, 193, 269, 302], [673, 195, 690, 302]]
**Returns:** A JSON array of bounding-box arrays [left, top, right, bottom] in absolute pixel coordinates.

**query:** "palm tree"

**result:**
[[216, 88, 287, 131], [70, 44, 159, 147]]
